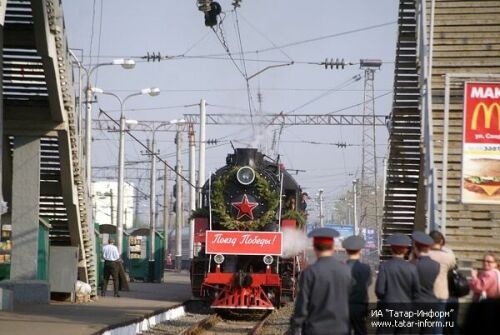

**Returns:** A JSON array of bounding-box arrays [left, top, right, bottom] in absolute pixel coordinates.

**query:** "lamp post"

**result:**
[[139, 119, 184, 281], [91, 87, 160, 255], [80, 59, 135, 193]]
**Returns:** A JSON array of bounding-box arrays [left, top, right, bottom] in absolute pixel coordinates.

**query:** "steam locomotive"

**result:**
[[190, 148, 306, 310]]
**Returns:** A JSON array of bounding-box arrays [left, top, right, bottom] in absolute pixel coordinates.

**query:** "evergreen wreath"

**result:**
[[211, 167, 279, 230]]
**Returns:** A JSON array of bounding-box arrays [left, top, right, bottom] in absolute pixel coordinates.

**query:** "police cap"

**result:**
[[412, 231, 434, 246], [307, 227, 340, 238], [308, 227, 340, 245], [342, 235, 365, 250], [386, 233, 411, 247]]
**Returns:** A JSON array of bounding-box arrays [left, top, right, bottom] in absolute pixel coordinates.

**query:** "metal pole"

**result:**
[[353, 180, 358, 235], [278, 173, 284, 229], [347, 205, 352, 226], [109, 189, 114, 225], [175, 129, 183, 270], [149, 135, 157, 280], [188, 126, 196, 259], [85, 84, 93, 194], [318, 189, 324, 228], [134, 180, 140, 227], [116, 106, 125, 255], [441, 74, 450, 236], [163, 165, 170, 254], [197, 99, 206, 207]]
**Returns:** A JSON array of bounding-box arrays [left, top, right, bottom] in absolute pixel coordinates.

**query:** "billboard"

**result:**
[[324, 224, 354, 249], [205, 231, 282, 255], [461, 82, 500, 204], [362, 228, 377, 249]]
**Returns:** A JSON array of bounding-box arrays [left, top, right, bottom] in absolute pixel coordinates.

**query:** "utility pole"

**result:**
[[359, 59, 381, 239], [197, 99, 206, 207], [109, 189, 114, 225], [353, 179, 359, 235], [148, 138, 157, 281], [318, 189, 324, 228], [188, 125, 196, 259], [134, 181, 140, 227], [163, 165, 170, 260], [175, 128, 183, 270]]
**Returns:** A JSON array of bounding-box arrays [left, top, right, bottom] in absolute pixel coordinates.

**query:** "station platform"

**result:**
[[0, 271, 192, 335]]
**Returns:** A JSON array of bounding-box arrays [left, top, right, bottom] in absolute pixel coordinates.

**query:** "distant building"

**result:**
[[92, 181, 135, 229]]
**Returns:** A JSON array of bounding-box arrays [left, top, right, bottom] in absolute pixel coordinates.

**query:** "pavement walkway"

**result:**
[[0, 271, 192, 335]]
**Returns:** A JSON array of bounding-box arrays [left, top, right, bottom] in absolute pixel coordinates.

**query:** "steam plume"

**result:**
[[282, 228, 310, 258]]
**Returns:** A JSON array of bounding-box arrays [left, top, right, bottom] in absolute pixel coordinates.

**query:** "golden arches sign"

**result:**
[[471, 102, 500, 130]]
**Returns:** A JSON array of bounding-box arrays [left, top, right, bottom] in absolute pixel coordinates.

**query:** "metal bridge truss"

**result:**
[[182, 113, 388, 126]]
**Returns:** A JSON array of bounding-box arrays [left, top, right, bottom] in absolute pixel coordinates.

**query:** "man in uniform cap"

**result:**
[[410, 231, 441, 334], [411, 231, 439, 303], [343, 235, 372, 335], [290, 228, 352, 335], [375, 234, 420, 334]]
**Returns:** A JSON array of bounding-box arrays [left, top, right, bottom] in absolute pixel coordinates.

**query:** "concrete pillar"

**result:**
[[10, 137, 40, 280]]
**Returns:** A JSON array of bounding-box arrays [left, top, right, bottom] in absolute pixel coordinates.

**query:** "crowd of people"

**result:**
[[290, 228, 500, 335]]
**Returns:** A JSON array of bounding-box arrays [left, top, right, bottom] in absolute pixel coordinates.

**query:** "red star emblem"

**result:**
[[231, 194, 258, 220]]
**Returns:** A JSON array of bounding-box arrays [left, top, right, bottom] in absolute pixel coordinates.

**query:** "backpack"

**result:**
[[448, 265, 470, 298]]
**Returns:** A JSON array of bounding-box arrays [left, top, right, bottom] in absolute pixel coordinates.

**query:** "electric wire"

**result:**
[[94, 0, 104, 85], [88, 0, 98, 68], [180, 31, 211, 56], [79, 18, 396, 62], [239, 13, 294, 62], [98, 109, 197, 188], [289, 75, 361, 114]]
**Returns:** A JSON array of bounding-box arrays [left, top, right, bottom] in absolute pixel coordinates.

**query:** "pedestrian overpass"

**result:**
[[0, 1, 95, 294]]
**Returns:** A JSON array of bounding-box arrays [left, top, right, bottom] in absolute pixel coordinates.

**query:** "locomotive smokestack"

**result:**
[[227, 148, 263, 167]]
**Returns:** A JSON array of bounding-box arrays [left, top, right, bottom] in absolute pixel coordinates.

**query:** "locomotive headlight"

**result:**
[[237, 166, 255, 185], [214, 254, 225, 264], [263, 255, 274, 265]]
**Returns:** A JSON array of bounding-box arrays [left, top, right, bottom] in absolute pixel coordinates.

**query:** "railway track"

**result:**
[[143, 300, 293, 335]]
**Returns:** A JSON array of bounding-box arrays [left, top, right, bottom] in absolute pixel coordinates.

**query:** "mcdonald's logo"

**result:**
[[471, 102, 500, 130]]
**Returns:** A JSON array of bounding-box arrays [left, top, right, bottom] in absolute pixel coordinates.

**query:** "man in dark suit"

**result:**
[[375, 234, 420, 334], [411, 231, 439, 303], [290, 228, 352, 335], [411, 231, 440, 334], [343, 235, 372, 335]]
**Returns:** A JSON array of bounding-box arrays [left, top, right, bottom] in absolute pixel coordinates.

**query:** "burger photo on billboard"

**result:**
[[463, 158, 500, 197]]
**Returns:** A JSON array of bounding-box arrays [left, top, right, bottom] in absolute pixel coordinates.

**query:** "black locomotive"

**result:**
[[190, 148, 306, 310]]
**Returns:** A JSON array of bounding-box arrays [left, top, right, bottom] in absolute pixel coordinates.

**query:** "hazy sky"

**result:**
[[63, 0, 398, 222]]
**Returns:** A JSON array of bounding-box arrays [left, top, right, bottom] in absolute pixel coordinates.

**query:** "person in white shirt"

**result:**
[[102, 239, 120, 297]]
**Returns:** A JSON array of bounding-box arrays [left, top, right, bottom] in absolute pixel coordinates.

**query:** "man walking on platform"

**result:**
[[375, 234, 420, 334], [102, 239, 120, 297], [411, 231, 439, 303], [375, 234, 420, 303], [290, 228, 352, 335], [343, 235, 372, 335], [428, 230, 457, 333]]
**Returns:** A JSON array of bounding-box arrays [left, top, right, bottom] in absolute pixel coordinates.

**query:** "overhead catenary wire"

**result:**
[[239, 13, 294, 62], [88, 0, 98, 69], [81, 20, 396, 62], [180, 31, 211, 56], [98, 109, 197, 188], [288, 75, 362, 114], [93, 0, 104, 85]]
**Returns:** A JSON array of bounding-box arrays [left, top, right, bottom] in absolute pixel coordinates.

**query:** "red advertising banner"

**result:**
[[205, 230, 283, 256], [461, 82, 500, 204]]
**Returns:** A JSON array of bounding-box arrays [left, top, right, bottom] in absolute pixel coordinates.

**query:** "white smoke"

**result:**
[[282, 228, 310, 258], [250, 121, 272, 155]]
